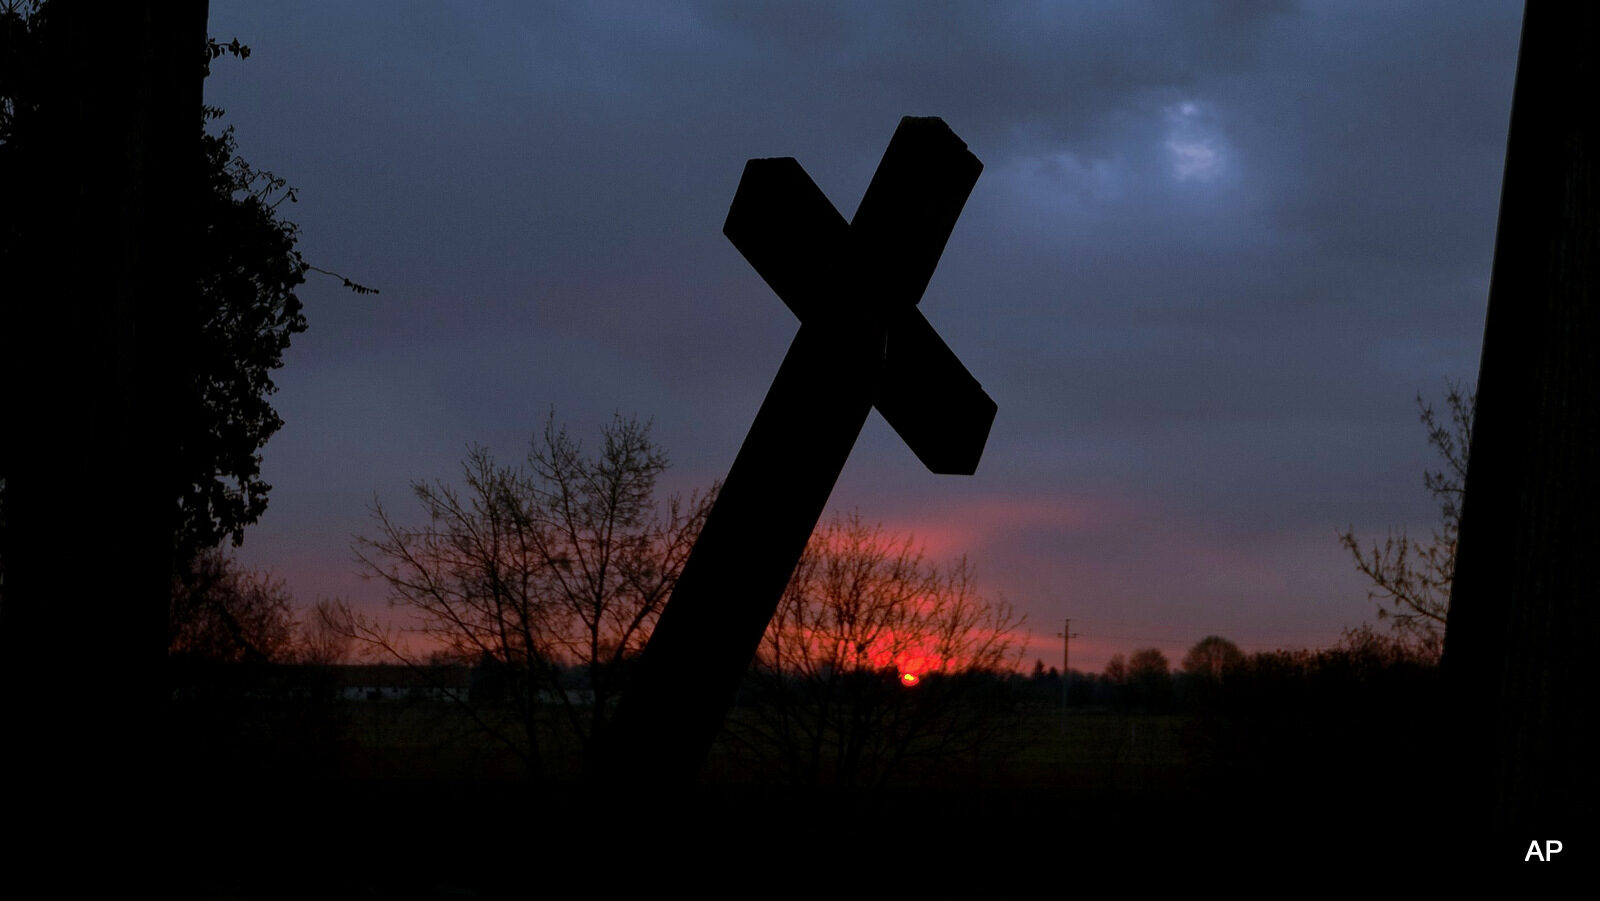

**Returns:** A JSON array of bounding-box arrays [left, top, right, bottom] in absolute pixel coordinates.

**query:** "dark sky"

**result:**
[[212, 1, 1523, 670]]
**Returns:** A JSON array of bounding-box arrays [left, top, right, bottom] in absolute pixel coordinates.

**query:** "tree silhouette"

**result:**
[[170, 548, 296, 665], [732, 512, 1025, 786], [1181, 635, 1245, 683], [295, 597, 354, 666], [1127, 647, 1172, 710], [172, 119, 308, 558], [2, 10, 379, 878], [3, 6, 376, 571], [349, 414, 714, 774], [1339, 386, 1472, 659], [1103, 653, 1128, 683]]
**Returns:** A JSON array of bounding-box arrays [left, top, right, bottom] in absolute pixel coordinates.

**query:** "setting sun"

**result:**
[[899, 672, 920, 687]]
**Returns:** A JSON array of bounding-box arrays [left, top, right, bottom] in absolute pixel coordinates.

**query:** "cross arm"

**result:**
[[877, 307, 997, 475], [723, 157, 849, 324]]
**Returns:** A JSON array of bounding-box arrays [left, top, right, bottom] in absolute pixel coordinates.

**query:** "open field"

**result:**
[[159, 660, 1598, 897], [314, 699, 1199, 788]]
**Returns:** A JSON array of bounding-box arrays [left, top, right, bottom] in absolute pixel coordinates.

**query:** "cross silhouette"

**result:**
[[602, 117, 996, 782]]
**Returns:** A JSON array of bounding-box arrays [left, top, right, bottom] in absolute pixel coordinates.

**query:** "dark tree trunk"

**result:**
[[1443, 1, 1599, 835], [0, 0, 207, 873]]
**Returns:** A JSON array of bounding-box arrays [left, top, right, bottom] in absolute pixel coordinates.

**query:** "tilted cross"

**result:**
[[601, 117, 996, 782]]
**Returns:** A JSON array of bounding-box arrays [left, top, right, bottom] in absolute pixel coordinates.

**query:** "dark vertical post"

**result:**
[[0, 0, 207, 869], [1443, 1, 1599, 830], [1057, 618, 1074, 734]]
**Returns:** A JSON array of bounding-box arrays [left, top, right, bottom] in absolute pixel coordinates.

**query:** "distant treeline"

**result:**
[[1026, 628, 1439, 715]]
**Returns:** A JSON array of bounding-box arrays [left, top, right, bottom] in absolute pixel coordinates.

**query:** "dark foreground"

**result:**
[[167, 776, 1585, 898], [144, 701, 1595, 897]]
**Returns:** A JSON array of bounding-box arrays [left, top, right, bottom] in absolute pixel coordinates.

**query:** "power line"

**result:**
[[1075, 632, 1340, 648], [1068, 618, 1349, 642]]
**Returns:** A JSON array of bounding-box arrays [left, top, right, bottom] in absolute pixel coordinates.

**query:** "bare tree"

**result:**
[[1103, 653, 1128, 684], [733, 511, 1026, 787], [1339, 385, 1473, 658], [350, 413, 713, 774], [294, 598, 354, 665], [170, 548, 296, 664]]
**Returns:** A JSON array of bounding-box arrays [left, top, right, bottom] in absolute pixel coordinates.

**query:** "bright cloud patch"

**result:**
[[1167, 138, 1221, 180], [1001, 149, 1127, 207], [1164, 101, 1227, 183]]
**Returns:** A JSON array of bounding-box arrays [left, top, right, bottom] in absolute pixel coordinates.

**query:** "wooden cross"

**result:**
[[602, 117, 996, 782]]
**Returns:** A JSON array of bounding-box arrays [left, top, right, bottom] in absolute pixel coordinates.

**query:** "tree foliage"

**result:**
[[1126, 647, 1172, 709], [1339, 385, 1473, 658], [734, 512, 1026, 787], [350, 414, 713, 774], [5, 6, 381, 570], [1128, 647, 1169, 677], [1103, 652, 1127, 684], [2, 4, 315, 563], [1182, 635, 1245, 682], [176, 120, 308, 556], [0, 2, 45, 155], [1182, 626, 1443, 807]]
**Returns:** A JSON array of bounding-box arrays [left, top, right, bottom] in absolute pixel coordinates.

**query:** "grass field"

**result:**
[[330, 698, 1198, 792], [166, 694, 1561, 894]]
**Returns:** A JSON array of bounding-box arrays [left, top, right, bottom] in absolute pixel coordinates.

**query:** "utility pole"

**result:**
[[1056, 618, 1078, 733]]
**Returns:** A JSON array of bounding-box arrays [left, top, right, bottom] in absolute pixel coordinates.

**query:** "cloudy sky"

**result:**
[[211, 1, 1524, 671]]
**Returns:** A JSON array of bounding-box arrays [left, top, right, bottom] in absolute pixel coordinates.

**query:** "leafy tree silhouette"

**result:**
[[4, 5, 375, 568], [1181, 635, 1246, 683], [1, 7, 368, 876], [183, 33, 376, 556], [1127, 647, 1171, 710]]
